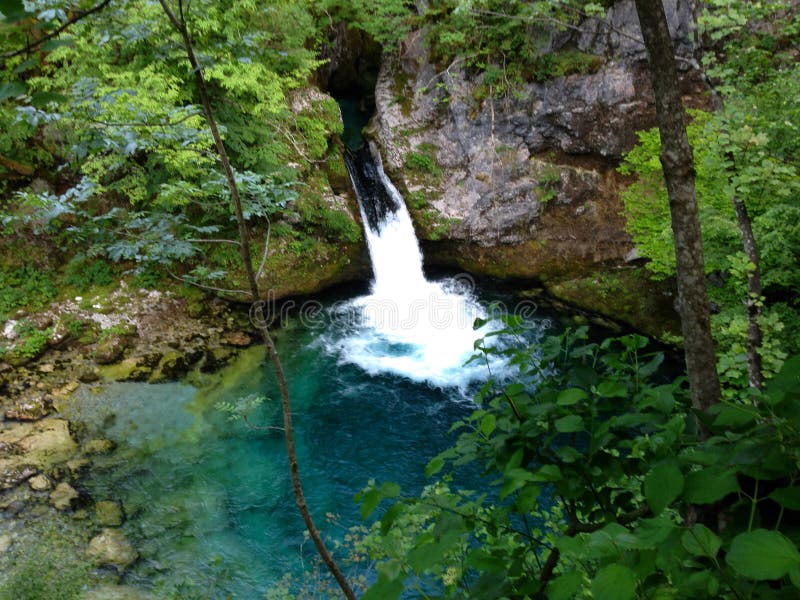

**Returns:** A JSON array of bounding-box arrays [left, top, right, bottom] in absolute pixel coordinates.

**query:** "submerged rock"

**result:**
[[4, 393, 52, 421], [86, 528, 138, 571], [0, 419, 78, 491], [94, 500, 124, 527], [28, 473, 51, 491], [0, 464, 37, 489], [49, 481, 79, 510], [82, 438, 116, 455]]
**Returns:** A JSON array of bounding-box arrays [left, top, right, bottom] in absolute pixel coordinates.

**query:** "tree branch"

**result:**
[[1, 0, 113, 60], [156, 2, 356, 597]]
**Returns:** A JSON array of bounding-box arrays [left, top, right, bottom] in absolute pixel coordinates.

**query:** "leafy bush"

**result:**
[[63, 256, 116, 291], [404, 144, 441, 178], [296, 194, 362, 243], [0, 266, 57, 319], [354, 324, 800, 598]]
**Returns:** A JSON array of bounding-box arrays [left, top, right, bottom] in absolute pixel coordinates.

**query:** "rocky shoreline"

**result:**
[[0, 282, 261, 597]]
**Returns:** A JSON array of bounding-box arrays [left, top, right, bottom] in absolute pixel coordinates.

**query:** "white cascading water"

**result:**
[[322, 145, 504, 390]]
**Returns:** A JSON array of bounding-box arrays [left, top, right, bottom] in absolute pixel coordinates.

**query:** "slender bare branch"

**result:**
[[255, 221, 271, 282], [166, 269, 249, 296], [156, 2, 356, 596], [1, 0, 112, 60]]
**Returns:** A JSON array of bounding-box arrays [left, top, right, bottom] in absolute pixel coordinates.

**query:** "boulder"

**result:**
[[28, 474, 51, 491], [0, 464, 37, 489], [222, 331, 252, 347], [82, 438, 116, 455], [364, 0, 705, 333], [4, 393, 52, 421], [49, 481, 79, 510], [86, 528, 138, 571], [0, 419, 78, 490], [94, 334, 130, 365], [94, 500, 124, 527]]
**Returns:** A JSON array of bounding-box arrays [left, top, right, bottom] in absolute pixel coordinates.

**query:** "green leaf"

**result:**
[[360, 489, 381, 520], [681, 524, 721, 558], [638, 353, 665, 378], [515, 484, 541, 512], [635, 515, 677, 547], [29, 91, 68, 108], [557, 387, 588, 406], [361, 574, 403, 600], [790, 565, 800, 589], [727, 529, 800, 580], [380, 503, 404, 535], [480, 413, 496, 436], [556, 445, 583, 463], [712, 404, 757, 428], [596, 379, 628, 398], [684, 468, 739, 504], [380, 482, 401, 498], [472, 317, 488, 330], [555, 415, 584, 433], [592, 564, 637, 600], [40, 38, 73, 51], [0, 0, 27, 21], [425, 456, 445, 477], [548, 571, 583, 600], [769, 486, 800, 510], [408, 541, 449, 574], [466, 549, 507, 573], [0, 81, 27, 102], [532, 464, 562, 482], [644, 461, 684, 514], [764, 355, 800, 405]]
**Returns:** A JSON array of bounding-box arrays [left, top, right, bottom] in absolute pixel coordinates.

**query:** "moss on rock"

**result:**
[[544, 267, 681, 339]]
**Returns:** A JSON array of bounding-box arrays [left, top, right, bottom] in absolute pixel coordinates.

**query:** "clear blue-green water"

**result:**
[[69, 287, 549, 598]]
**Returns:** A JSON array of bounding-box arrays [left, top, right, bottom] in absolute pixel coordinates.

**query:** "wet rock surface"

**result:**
[[86, 527, 138, 571], [368, 0, 703, 331]]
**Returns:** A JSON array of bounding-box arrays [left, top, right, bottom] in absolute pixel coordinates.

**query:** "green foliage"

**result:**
[[0, 266, 57, 319], [10, 320, 52, 359], [619, 111, 738, 280], [295, 192, 362, 243], [0, 521, 90, 600], [404, 143, 441, 178], [312, 0, 413, 46], [619, 27, 800, 394], [63, 255, 116, 291], [215, 393, 265, 422], [406, 190, 429, 210], [354, 324, 800, 598], [527, 48, 603, 82], [534, 164, 561, 205], [0, 0, 343, 292], [423, 1, 601, 97]]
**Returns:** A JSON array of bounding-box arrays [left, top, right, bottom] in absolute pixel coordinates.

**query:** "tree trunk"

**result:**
[[156, 2, 356, 597], [632, 0, 722, 412]]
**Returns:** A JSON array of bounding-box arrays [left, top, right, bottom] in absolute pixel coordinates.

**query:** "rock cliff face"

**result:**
[[368, 0, 706, 331]]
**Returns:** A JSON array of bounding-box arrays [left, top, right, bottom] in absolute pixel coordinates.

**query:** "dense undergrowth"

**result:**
[[338, 323, 800, 598]]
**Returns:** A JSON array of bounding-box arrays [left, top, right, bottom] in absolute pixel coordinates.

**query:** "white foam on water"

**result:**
[[323, 148, 507, 390]]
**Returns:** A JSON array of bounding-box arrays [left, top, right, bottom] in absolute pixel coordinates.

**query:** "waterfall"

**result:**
[[322, 144, 502, 390]]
